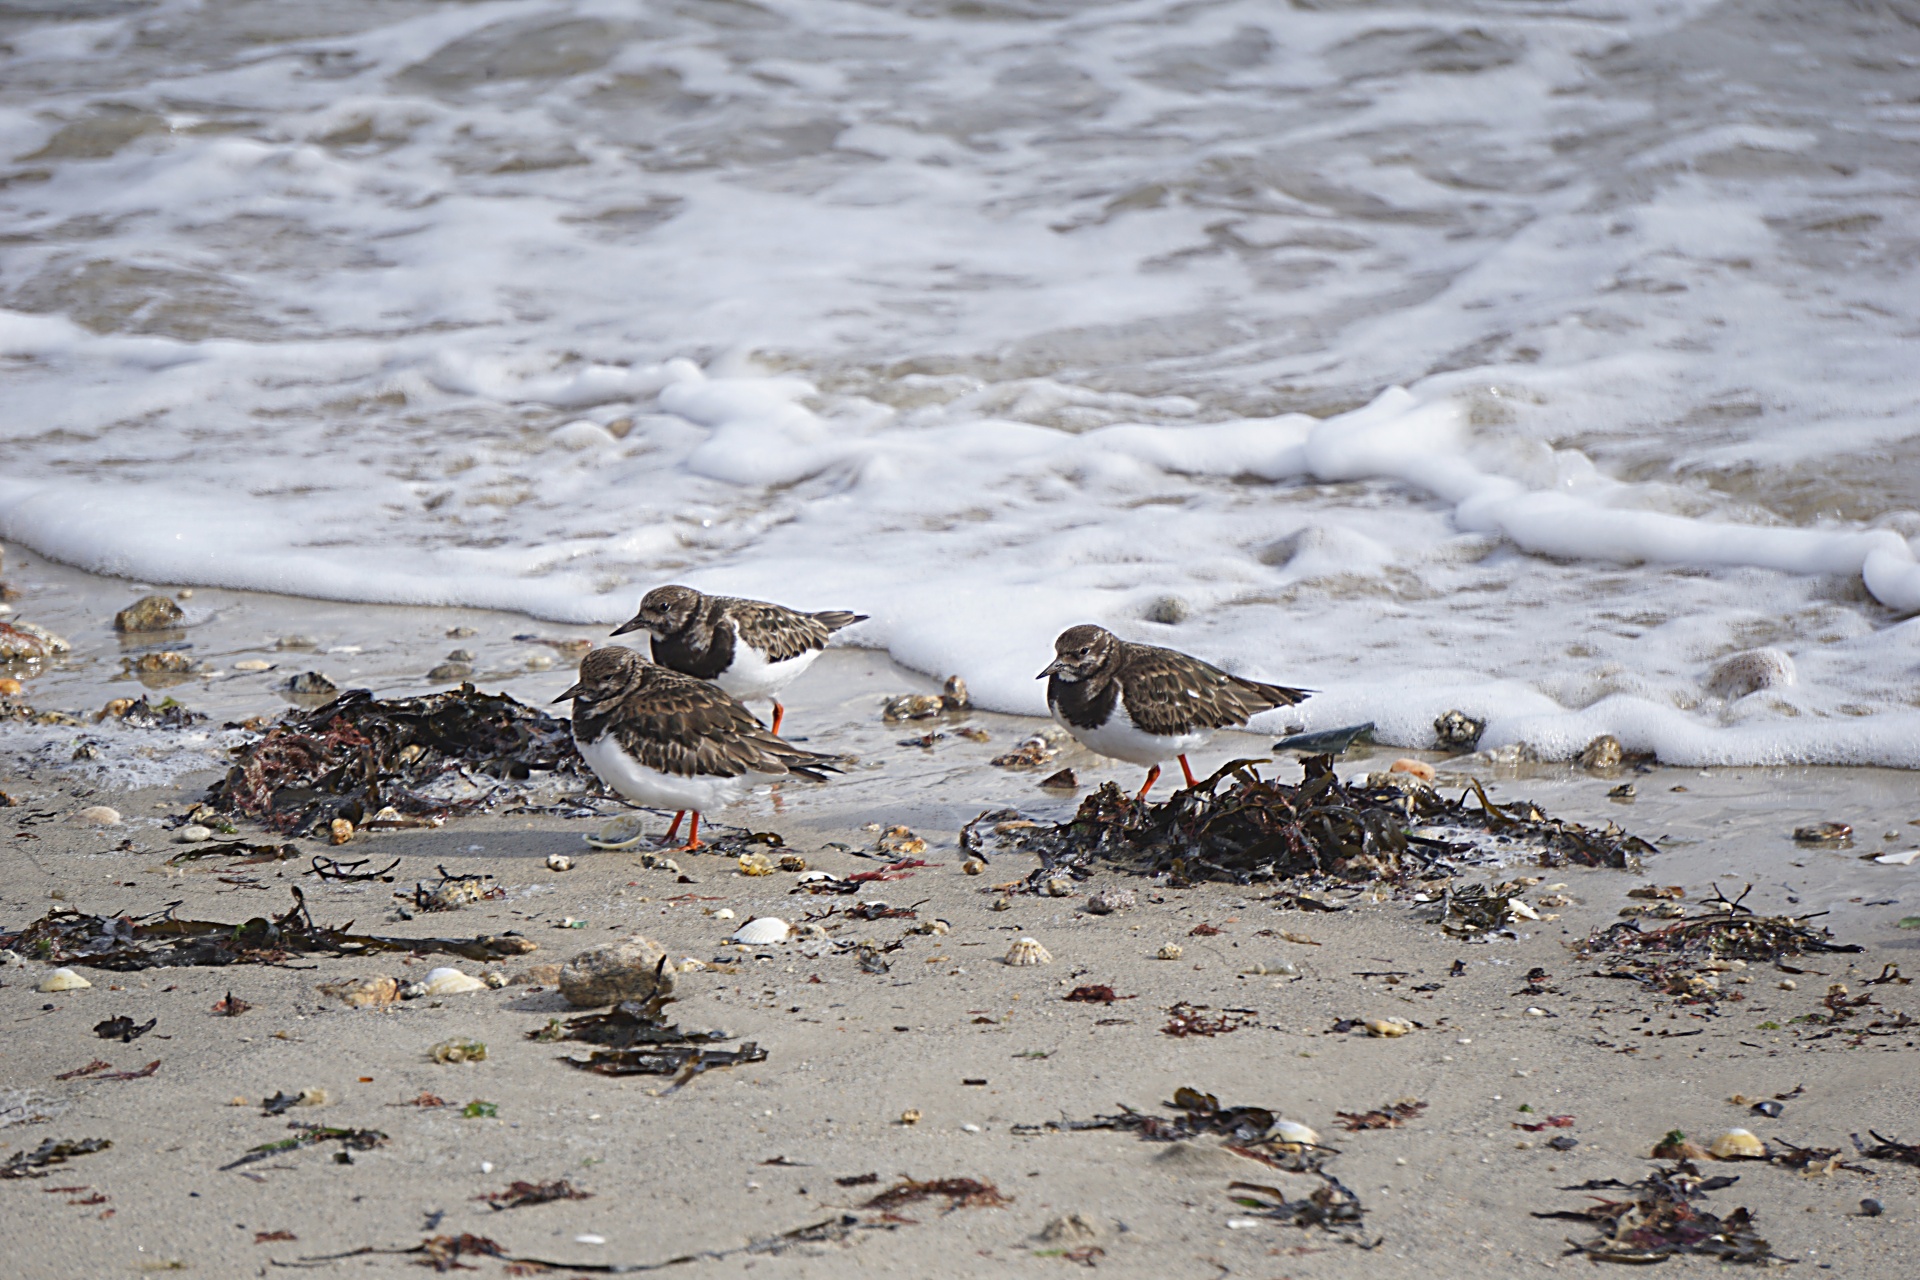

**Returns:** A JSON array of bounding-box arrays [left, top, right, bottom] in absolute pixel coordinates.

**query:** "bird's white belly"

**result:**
[[578, 734, 749, 812], [1053, 706, 1209, 767], [714, 641, 818, 702]]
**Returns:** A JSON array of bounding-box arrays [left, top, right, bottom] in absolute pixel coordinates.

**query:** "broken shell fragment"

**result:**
[[1086, 887, 1135, 915], [1004, 936, 1052, 966], [75, 806, 121, 826], [419, 967, 488, 996], [1043, 877, 1074, 898], [38, 968, 91, 992], [1268, 1119, 1320, 1151], [431, 1038, 487, 1064], [585, 814, 651, 850], [545, 853, 574, 872], [961, 858, 985, 875], [318, 975, 399, 1008], [329, 818, 354, 845], [777, 854, 807, 872], [900, 1109, 922, 1125], [1156, 943, 1183, 961], [1709, 1128, 1767, 1160], [1365, 1017, 1415, 1038], [730, 917, 792, 946], [737, 853, 776, 876]]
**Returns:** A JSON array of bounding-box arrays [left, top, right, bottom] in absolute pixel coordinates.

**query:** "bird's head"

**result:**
[[553, 644, 646, 707], [611, 584, 702, 638], [1039, 624, 1117, 683]]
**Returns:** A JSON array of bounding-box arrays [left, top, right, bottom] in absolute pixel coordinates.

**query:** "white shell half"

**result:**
[[586, 813, 652, 850], [1005, 936, 1052, 966], [730, 917, 791, 945], [37, 967, 91, 992], [1365, 1017, 1414, 1037], [421, 967, 488, 995], [1709, 1128, 1767, 1159], [1268, 1119, 1320, 1149]]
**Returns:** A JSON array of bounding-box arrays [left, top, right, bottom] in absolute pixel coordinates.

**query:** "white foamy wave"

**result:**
[[4, 0, 1920, 767]]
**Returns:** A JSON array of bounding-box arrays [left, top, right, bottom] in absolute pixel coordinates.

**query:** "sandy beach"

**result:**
[[2, 559, 1917, 1278]]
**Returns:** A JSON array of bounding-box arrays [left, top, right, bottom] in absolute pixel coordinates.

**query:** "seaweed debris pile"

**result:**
[[206, 685, 585, 832], [986, 755, 1652, 889], [0, 887, 537, 971], [1581, 885, 1864, 1008], [531, 987, 767, 1086], [1534, 1160, 1786, 1265]]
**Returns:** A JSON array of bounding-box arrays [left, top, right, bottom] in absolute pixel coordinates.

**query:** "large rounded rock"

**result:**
[[559, 934, 674, 1008], [114, 594, 184, 633]]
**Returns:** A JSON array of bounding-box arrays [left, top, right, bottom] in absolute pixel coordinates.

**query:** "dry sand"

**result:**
[[3, 558, 1918, 1277]]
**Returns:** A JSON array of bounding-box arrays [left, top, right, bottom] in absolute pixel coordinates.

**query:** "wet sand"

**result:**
[[3, 557, 1918, 1277]]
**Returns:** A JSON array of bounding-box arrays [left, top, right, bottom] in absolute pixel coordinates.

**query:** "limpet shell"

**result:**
[[37, 968, 91, 992], [1709, 1128, 1767, 1160], [730, 917, 791, 945], [1005, 936, 1052, 966]]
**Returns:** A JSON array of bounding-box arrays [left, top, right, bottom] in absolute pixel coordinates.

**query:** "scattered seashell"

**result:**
[[38, 968, 91, 992], [1706, 648, 1795, 700], [482, 971, 507, 989], [0, 676, 18, 695], [962, 858, 985, 875], [1873, 849, 1918, 866], [1241, 961, 1299, 977], [737, 853, 776, 876], [1043, 876, 1074, 898], [431, 1038, 487, 1064], [1433, 709, 1485, 750], [872, 825, 926, 856], [990, 734, 1057, 768], [639, 853, 681, 874], [900, 1109, 921, 1125], [329, 818, 354, 845], [1156, 943, 1183, 961], [586, 814, 651, 850], [114, 594, 184, 633], [546, 853, 574, 872], [75, 806, 121, 826], [317, 975, 399, 1008], [1389, 758, 1436, 781], [0, 620, 72, 661], [1507, 899, 1540, 921], [1268, 1119, 1320, 1151], [233, 658, 273, 672], [908, 918, 950, 936], [1005, 937, 1052, 966], [176, 825, 212, 843], [797, 870, 834, 883], [709, 908, 736, 921], [1793, 822, 1851, 844], [990, 897, 1011, 911], [730, 917, 792, 946], [1708, 1128, 1767, 1160], [1038, 767, 1078, 789], [420, 967, 487, 996], [777, 854, 807, 872], [1086, 887, 1136, 916], [1365, 1017, 1415, 1038]]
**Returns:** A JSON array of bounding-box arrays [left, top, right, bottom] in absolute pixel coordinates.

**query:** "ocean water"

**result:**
[[4, 0, 1920, 766]]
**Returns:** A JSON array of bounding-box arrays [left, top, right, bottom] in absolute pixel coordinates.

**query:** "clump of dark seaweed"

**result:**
[[0, 887, 537, 971], [1535, 1160, 1786, 1265], [1581, 884, 1861, 1001], [1227, 1176, 1369, 1237], [990, 755, 1650, 889], [205, 684, 584, 832], [532, 989, 765, 1087]]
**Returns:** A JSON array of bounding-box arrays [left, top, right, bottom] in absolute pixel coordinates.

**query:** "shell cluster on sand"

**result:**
[[1004, 936, 1052, 966]]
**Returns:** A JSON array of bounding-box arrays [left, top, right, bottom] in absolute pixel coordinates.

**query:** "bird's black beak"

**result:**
[[609, 615, 644, 637], [1037, 659, 1064, 680], [551, 681, 584, 704]]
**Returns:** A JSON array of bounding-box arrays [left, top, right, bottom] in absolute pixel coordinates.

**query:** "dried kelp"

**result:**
[[1227, 1176, 1369, 1237], [1854, 1131, 1920, 1168], [861, 1176, 1011, 1214], [222, 1122, 387, 1170], [1334, 1100, 1427, 1131], [477, 1179, 592, 1210], [1011, 1086, 1314, 1162], [986, 755, 1650, 890], [1535, 1161, 1786, 1265], [1162, 1002, 1250, 1037], [0, 887, 537, 970], [535, 990, 765, 1085], [205, 685, 585, 832], [1, 1138, 110, 1180]]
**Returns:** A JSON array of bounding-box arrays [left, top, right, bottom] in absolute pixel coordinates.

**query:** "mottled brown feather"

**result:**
[[1115, 640, 1309, 737], [720, 597, 867, 663]]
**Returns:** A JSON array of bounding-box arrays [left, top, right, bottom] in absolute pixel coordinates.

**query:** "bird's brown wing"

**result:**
[[608, 667, 840, 779], [1117, 643, 1310, 736], [723, 598, 833, 662], [811, 609, 868, 634]]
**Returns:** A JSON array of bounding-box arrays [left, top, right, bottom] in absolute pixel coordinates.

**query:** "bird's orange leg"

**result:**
[[1178, 754, 1199, 788], [660, 811, 685, 844], [1135, 764, 1162, 804], [769, 701, 786, 736], [677, 811, 705, 852]]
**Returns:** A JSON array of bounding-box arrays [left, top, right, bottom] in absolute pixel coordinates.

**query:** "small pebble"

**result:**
[[1778, 979, 1796, 991], [176, 825, 213, 843], [1860, 1198, 1884, 1217], [233, 658, 272, 672]]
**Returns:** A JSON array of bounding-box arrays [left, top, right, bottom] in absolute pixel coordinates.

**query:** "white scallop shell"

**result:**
[[730, 917, 791, 945], [37, 967, 91, 992], [1004, 936, 1052, 966], [1268, 1119, 1320, 1150], [421, 967, 488, 995]]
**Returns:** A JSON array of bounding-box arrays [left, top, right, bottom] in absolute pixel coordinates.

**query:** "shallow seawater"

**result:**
[[3, 0, 1920, 765]]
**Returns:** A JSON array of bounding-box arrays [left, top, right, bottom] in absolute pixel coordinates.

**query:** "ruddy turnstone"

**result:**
[[555, 646, 839, 850], [611, 585, 867, 735], [1040, 624, 1309, 801]]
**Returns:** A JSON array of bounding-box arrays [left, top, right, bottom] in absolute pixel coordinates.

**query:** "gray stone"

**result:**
[[559, 934, 674, 1008]]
